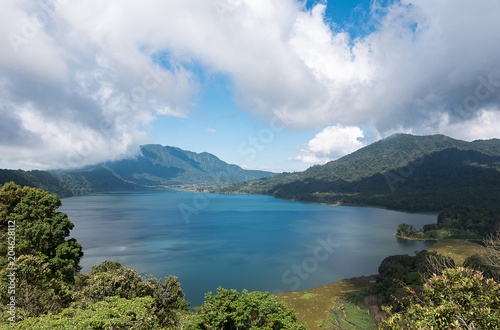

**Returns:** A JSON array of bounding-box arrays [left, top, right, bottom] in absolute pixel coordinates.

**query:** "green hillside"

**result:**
[[218, 134, 500, 213], [103, 144, 274, 186], [0, 167, 139, 198], [0, 144, 274, 197]]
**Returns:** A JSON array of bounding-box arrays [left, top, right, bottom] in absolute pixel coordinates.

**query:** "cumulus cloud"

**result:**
[[1, 0, 500, 168], [296, 124, 366, 164], [434, 108, 500, 142], [0, 0, 201, 168]]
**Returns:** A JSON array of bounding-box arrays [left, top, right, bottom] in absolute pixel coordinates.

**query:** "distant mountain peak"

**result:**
[[105, 144, 274, 187]]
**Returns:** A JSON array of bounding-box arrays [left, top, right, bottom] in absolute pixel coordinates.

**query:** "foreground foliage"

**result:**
[[382, 267, 500, 329], [72, 260, 190, 328], [376, 250, 455, 312], [4, 296, 160, 329], [0, 182, 83, 284], [0, 255, 73, 321], [0, 183, 83, 321], [189, 287, 306, 329]]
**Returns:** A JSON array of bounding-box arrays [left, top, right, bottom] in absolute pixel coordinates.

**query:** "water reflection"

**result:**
[[61, 190, 437, 306]]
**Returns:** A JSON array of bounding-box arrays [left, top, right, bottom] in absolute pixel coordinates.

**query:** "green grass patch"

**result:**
[[429, 239, 488, 265], [275, 275, 376, 330], [320, 290, 378, 330], [300, 293, 318, 300]]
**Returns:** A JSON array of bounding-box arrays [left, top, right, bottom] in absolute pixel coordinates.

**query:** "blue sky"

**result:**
[[148, 0, 374, 172], [1, 0, 500, 172], [152, 0, 376, 172]]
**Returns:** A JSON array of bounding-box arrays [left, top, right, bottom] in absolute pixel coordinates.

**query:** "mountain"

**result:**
[[0, 167, 140, 198], [101, 144, 274, 186], [0, 144, 274, 197], [218, 134, 500, 213]]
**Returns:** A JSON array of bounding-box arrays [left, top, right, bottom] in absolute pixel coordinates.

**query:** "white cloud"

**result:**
[[296, 124, 366, 164], [1, 0, 500, 168], [156, 107, 189, 119], [206, 128, 217, 133], [434, 108, 500, 142]]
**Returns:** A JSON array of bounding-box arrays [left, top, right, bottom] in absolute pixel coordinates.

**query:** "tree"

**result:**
[[0, 183, 83, 321], [484, 230, 500, 269], [0, 255, 72, 321], [0, 182, 83, 285], [188, 287, 306, 329], [463, 253, 500, 282], [73, 260, 190, 328], [376, 251, 455, 312], [382, 267, 500, 329], [395, 223, 417, 238], [144, 274, 190, 328], [73, 262, 152, 305]]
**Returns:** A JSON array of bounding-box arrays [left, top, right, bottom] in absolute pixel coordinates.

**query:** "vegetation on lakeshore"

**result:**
[[381, 267, 500, 329], [216, 134, 500, 215], [0, 144, 274, 198], [0, 183, 302, 329], [2, 181, 500, 329], [395, 204, 500, 241]]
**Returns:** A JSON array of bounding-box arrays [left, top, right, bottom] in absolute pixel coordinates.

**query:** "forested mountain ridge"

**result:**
[[217, 134, 500, 213], [103, 144, 274, 186], [0, 167, 138, 198], [0, 144, 274, 198]]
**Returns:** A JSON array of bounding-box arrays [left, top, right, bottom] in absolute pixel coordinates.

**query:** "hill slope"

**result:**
[[0, 145, 274, 197], [102, 144, 274, 186], [218, 134, 500, 212]]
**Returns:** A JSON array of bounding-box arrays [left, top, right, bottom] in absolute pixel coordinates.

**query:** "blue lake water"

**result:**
[[60, 189, 436, 307]]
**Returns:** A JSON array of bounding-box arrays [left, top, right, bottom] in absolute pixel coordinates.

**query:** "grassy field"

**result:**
[[428, 239, 488, 265], [275, 275, 378, 329], [275, 239, 490, 329]]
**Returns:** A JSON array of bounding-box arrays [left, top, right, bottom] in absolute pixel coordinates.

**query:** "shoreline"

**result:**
[[170, 186, 440, 215], [393, 234, 439, 241]]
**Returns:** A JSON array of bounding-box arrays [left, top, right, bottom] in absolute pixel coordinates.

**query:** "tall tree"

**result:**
[[0, 182, 83, 284]]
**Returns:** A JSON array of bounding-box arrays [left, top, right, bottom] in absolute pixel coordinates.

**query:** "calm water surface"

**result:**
[[61, 190, 436, 306]]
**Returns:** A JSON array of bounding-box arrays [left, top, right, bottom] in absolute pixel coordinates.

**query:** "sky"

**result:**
[[1, 0, 500, 173]]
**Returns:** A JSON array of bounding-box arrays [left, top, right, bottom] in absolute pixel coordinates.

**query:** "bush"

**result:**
[[188, 287, 306, 329], [4, 296, 159, 329], [382, 267, 500, 329], [73, 260, 189, 327]]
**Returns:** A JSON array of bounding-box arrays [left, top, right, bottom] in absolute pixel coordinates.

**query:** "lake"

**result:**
[[60, 189, 436, 307]]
